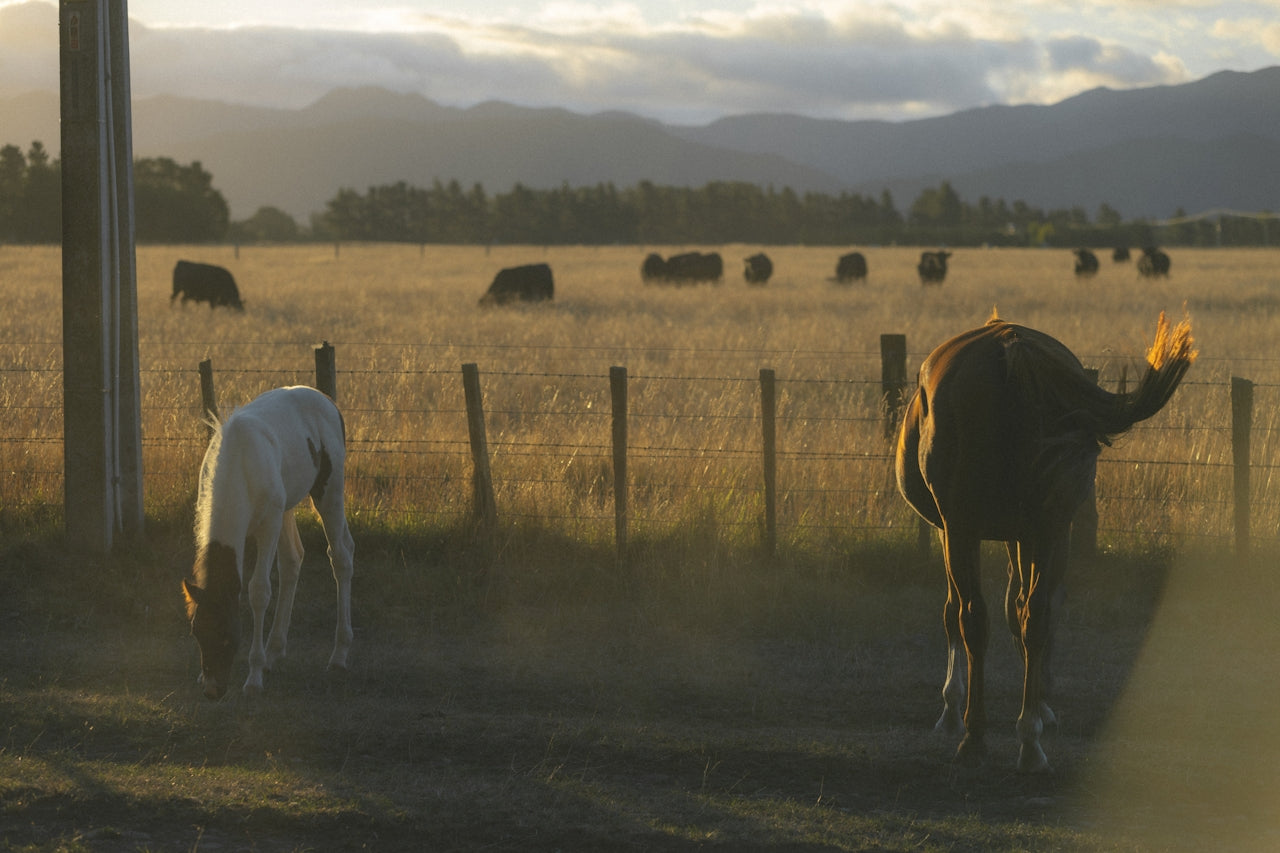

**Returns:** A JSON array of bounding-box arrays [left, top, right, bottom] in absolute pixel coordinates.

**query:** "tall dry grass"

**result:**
[[3, 242, 1279, 555]]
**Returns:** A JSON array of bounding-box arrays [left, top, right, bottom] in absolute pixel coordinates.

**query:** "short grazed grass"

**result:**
[[5, 519, 1280, 851]]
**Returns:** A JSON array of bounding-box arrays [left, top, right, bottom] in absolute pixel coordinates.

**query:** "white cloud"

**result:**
[[0, 0, 1270, 123], [1213, 17, 1280, 57]]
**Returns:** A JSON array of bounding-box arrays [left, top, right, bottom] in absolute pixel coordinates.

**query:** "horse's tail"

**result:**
[[1104, 311, 1197, 436]]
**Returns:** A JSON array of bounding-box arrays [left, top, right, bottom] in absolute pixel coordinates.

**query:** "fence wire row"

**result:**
[[3, 341, 1278, 554]]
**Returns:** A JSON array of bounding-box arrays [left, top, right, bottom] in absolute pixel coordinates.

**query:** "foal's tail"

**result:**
[[1107, 311, 1197, 434]]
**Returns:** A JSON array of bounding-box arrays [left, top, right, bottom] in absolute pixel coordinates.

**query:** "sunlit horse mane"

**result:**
[[895, 311, 1195, 772], [181, 385, 355, 700], [191, 413, 224, 569]]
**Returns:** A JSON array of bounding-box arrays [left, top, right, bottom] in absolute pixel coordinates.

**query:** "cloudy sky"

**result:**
[[2, 0, 1278, 123]]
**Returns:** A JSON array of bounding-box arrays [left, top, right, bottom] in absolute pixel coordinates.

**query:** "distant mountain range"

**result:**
[[4, 66, 1280, 222]]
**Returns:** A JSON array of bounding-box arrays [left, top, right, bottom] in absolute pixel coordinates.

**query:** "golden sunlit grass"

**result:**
[[4, 242, 1280, 554]]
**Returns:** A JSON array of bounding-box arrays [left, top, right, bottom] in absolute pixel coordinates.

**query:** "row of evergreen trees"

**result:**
[[316, 178, 1274, 248], [2, 140, 1274, 247], [1, 142, 230, 244]]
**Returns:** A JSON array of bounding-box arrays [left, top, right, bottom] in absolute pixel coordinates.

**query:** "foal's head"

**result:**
[[182, 542, 241, 700]]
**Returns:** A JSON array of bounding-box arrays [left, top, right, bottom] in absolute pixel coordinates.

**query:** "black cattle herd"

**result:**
[[170, 246, 1174, 311]]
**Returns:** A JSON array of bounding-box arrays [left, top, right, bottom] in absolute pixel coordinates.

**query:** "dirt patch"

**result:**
[[2, 534, 1273, 851]]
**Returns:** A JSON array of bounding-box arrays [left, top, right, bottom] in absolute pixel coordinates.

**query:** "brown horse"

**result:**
[[895, 311, 1195, 772]]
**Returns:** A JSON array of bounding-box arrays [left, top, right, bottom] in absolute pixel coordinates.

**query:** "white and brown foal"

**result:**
[[182, 386, 354, 699]]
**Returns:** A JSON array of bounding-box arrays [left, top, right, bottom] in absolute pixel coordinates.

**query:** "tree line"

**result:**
[[2, 140, 1275, 247]]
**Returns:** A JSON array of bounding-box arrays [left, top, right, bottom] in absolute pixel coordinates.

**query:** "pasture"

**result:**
[[3, 244, 1280, 850]]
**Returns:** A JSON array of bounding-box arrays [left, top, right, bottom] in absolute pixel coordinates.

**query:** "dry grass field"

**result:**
[[3, 243, 1280, 850], [6, 242, 1280, 545]]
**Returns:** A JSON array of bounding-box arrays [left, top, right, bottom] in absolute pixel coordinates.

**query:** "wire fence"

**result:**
[[3, 339, 1279, 555]]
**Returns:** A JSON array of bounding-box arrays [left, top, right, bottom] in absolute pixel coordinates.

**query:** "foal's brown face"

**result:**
[[184, 580, 240, 700], [183, 541, 242, 700]]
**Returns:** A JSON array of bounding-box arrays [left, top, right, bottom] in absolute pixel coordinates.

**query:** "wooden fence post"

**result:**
[[760, 368, 777, 558], [610, 366, 629, 568], [198, 358, 218, 440], [880, 333, 908, 440], [1072, 368, 1101, 560], [461, 363, 497, 533], [315, 341, 337, 401], [1232, 376, 1253, 562]]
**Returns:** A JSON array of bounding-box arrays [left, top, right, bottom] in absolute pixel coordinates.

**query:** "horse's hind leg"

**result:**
[[1008, 540, 1062, 735], [265, 509, 304, 669], [943, 526, 988, 763], [315, 490, 354, 672], [936, 572, 965, 735], [1014, 531, 1068, 774]]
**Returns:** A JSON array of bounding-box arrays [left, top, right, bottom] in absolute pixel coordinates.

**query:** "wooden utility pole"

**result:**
[[59, 0, 143, 551]]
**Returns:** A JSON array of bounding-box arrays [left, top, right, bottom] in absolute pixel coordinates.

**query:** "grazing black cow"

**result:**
[[641, 253, 667, 282], [917, 250, 952, 285], [1137, 247, 1171, 278], [1073, 248, 1100, 276], [639, 251, 723, 285], [172, 260, 244, 311], [660, 251, 723, 284], [1112, 247, 1131, 263], [834, 251, 868, 283], [743, 253, 773, 285], [479, 262, 554, 306]]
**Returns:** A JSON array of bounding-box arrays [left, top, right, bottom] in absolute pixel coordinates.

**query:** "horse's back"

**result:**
[[217, 386, 346, 511]]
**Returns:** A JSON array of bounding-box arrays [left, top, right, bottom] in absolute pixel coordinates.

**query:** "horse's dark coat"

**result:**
[[895, 312, 1195, 772]]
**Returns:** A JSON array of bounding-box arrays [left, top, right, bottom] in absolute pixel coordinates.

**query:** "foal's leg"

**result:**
[[244, 513, 284, 694], [943, 525, 987, 763], [265, 509, 304, 669], [314, 489, 354, 672]]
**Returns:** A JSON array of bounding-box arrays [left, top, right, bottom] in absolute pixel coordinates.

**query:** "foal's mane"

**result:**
[[194, 414, 224, 550], [185, 414, 239, 620]]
